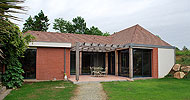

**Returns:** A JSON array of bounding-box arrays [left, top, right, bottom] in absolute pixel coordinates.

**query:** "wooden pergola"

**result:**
[[71, 42, 129, 52], [72, 42, 133, 81]]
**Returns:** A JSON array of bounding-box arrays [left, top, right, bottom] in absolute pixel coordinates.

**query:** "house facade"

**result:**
[[22, 24, 175, 80]]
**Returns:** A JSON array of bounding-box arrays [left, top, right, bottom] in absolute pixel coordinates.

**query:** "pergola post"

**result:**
[[105, 52, 108, 75], [119, 52, 121, 74], [129, 46, 133, 78], [76, 42, 80, 81], [110, 54, 112, 74], [115, 50, 118, 76], [79, 52, 82, 75]]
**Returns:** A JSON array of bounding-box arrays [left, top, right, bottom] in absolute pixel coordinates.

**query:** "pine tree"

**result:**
[[22, 10, 50, 32]]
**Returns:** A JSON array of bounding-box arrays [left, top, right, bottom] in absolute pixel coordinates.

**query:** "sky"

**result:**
[[13, 0, 190, 49]]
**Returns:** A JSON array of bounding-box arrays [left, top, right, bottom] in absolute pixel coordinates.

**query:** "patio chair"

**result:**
[[93, 70, 101, 77], [100, 71, 106, 77], [93, 67, 105, 77], [90, 67, 94, 76]]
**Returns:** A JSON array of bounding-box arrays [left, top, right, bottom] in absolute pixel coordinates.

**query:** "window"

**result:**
[[82, 52, 105, 75], [20, 49, 36, 79], [133, 49, 152, 77], [118, 50, 129, 77], [70, 52, 76, 75]]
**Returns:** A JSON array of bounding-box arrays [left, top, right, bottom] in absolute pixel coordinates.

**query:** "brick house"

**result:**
[[22, 24, 175, 80]]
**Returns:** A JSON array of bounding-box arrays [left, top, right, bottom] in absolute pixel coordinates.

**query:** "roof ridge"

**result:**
[[111, 24, 138, 36], [26, 30, 112, 38], [136, 25, 171, 46], [27, 24, 172, 47], [130, 25, 138, 43]]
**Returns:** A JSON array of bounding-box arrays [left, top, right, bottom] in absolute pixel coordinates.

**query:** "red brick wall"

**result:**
[[36, 47, 70, 80], [152, 48, 158, 78]]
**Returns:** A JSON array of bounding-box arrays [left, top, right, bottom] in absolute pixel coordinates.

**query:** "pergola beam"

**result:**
[[71, 42, 126, 52]]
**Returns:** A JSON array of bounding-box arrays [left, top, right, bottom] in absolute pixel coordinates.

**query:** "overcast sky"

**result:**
[[14, 0, 190, 49]]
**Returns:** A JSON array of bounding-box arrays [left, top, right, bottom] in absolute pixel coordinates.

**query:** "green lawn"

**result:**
[[102, 78, 190, 100], [4, 81, 76, 100]]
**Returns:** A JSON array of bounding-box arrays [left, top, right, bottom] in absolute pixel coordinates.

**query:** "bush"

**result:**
[[176, 57, 190, 66], [3, 61, 24, 88], [165, 73, 174, 78], [184, 72, 190, 79], [176, 50, 190, 56], [0, 20, 34, 88]]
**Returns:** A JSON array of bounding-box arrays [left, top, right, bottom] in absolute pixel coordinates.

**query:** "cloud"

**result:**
[[12, 0, 190, 49]]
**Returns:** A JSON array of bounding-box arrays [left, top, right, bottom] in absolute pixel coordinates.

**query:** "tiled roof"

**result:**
[[111, 24, 171, 46], [26, 24, 171, 47], [27, 31, 112, 46]]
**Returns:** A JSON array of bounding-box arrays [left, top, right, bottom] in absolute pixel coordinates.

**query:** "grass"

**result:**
[[4, 81, 76, 100], [102, 78, 190, 100]]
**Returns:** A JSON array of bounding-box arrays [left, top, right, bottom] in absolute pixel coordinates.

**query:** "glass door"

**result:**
[[118, 50, 129, 77], [133, 49, 152, 77]]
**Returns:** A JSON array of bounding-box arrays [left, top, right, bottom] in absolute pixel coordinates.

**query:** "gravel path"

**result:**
[[71, 82, 107, 100]]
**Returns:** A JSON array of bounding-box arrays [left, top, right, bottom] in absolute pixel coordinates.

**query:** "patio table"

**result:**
[[92, 67, 105, 77]]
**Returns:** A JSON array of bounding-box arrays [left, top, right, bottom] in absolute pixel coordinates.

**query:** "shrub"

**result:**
[[176, 50, 190, 56], [177, 57, 190, 66], [184, 72, 190, 79], [0, 20, 34, 88]]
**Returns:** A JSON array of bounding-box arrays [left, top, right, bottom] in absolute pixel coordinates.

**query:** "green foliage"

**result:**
[[175, 47, 180, 51], [165, 73, 174, 78], [103, 32, 110, 36], [72, 16, 87, 34], [0, 0, 26, 21], [155, 35, 161, 39], [53, 16, 110, 36], [53, 18, 74, 33], [3, 61, 24, 88], [184, 72, 190, 79], [176, 48, 190, 66], [0, 19, 34, 88], [87, 26, 103, 35], [176, 50, 190, 56], [176, 57, 190, 66], [22, 10, 50, 33], [182, 46, 188, 51], [22, 16, 34, 32]]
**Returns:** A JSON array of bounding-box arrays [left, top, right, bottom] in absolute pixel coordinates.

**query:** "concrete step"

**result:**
[[0, 89, 12, 100], [0, 86, 6, 94]]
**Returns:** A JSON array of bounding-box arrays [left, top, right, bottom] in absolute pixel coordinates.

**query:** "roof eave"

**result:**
[[125, 43, 175, 49]]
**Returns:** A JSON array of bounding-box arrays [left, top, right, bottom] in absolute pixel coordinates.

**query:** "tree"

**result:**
[[22, 10, 50, 33], [0, 0, 26, 64], [182, 46, 188, 51], [0, 0, 25, 21], [0, 0, 34, 88], [0, 20, 34, 88], [103, 32, 110, 36], [156, 35, 161, 39], [22, 16, 34, 32], [87, 26, 103, 35], [72, 16, 87, 34], [175, 47, 180, 51], [53, 16, 110, 36], [53, 18, 74, 33]]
